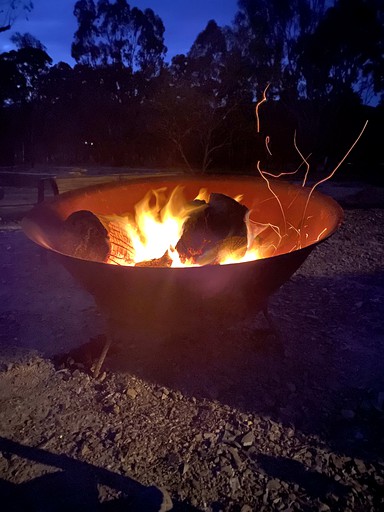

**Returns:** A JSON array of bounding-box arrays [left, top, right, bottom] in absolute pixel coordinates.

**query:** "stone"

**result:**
[[126, 388, 138, 399], [222, 429, 236, 444], [241, 431, 255, 447], [354, 458, 367, 473], [230, 476, 240, 493], [227, 447, 242, 469], [266, 479, 281, 491], [98, 371, 107, 382]]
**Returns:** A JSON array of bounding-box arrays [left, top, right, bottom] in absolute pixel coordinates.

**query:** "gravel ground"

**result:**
[[0, 205, 383, 511]]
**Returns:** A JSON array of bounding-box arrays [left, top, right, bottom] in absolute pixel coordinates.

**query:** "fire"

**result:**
[[106, 186, 261, 267], [121, 186, 201, 264], [102, 86, 367, 269]]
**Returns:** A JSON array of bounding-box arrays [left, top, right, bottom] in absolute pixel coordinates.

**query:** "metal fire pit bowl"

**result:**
[[22, 175, 343, 341]]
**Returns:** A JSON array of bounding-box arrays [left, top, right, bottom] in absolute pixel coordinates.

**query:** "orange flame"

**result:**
[[106, 186, 261, 267]]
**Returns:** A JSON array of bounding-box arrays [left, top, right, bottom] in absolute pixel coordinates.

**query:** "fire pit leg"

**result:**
[[92, 335, 112, 379]]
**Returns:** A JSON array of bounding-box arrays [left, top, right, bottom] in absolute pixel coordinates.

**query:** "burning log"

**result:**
[[176, 193, 249, 265], [60, 210, 134, 264], [60, 192, 249, 267]]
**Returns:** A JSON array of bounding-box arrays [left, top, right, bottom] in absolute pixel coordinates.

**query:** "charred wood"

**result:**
[[176, 193, 249, 265], [60, 192, 249, 266], [61, 210, 134, 264]]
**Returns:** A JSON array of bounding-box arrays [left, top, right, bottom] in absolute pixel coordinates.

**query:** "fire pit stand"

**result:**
[[22, 175, 343, 376], [92, 335, 113, 379], [90, 300, 281, 379]]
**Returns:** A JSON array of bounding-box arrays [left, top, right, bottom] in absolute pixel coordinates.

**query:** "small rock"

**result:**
[[222, 429, 236, 444], [241, 506, 252, 512], [266, 479, 281, 491], [318, 503, 331, 512], [98, 371, 107, 382], [331, 456, 343, 470], [354, 458, 367, 473], [227, 447, 242, 469], [220, 464, 234, 476], [230, 476, 240, 493], [241, 431, 255, 447], [80, 444, 90, 457], [126, 388, 138, 399]]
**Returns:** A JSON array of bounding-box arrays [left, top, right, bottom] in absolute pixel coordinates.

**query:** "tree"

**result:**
[[0, 0, 33, 33], [299, 0, 384, 103], [232, 0, 328, 99], [153, 20, 253, 173], [10, 31, 46, 50], [0, 45, 51, 105], [71, 0, 166, 73]]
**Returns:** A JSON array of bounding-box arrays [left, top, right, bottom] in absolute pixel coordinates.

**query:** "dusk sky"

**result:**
[[0, 0, 239, 65]]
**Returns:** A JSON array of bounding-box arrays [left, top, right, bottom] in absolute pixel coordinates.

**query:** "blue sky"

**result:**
[[0, 0, 239, 64]]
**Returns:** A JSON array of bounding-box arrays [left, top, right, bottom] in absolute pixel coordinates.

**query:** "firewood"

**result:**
[[176, 193, 249, 265], [60, 210, 134, 264], [60, 210, 109, 262], [59, 192, 249, 267]]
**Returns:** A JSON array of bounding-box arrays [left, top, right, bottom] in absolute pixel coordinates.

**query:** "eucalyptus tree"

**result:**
[[0, 38, 51, 165], [154, 19, 254, 173], [10, 30, 45, 50], [232, 0, 328, 100], [0, 44, 51, 106], [71, 0, 166, 74], [298, 0, 384, 104]]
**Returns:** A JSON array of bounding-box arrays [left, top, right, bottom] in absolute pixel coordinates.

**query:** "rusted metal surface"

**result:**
[[22, 176, 343, 338]]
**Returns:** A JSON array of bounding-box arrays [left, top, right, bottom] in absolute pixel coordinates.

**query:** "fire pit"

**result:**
[[22, 175, 342, 373]]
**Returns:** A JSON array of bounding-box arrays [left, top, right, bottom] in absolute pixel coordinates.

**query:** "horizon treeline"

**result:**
[[0, 0, 383, 183]]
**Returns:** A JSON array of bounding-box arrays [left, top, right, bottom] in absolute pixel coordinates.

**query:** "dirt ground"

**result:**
[[0, 180, 383, 511]]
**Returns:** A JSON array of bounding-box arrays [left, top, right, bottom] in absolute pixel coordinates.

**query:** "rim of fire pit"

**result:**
[[22, 174, 344, 268]]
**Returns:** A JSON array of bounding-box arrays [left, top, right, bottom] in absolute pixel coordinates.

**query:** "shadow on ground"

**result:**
[[57, 269, 384, 464], [0, 437, 198, 511]]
